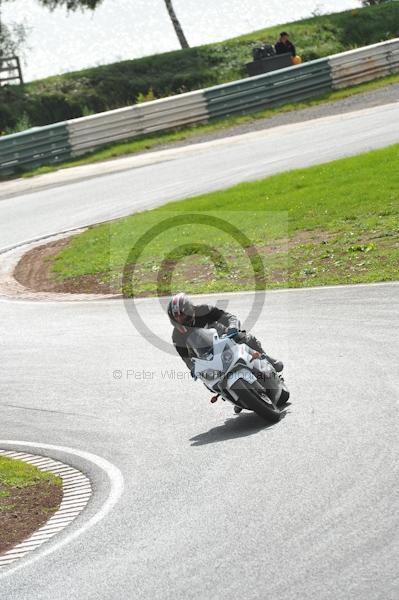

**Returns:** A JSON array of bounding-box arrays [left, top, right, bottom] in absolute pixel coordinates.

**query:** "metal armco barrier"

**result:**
[[204, 58, 332, 119], [1, 38, 398, 175], [67, 106, 142, 157], [0, 123, 71, 176], [329, 38, 399, 89], [68, 90, 208, 156]]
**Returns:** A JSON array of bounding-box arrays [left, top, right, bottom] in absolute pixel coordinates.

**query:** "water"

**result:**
[[6, 0, 361, 81]]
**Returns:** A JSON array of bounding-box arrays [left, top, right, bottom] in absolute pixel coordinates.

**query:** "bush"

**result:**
[[339, 3, 399, 45], [5, 113, 32, 134], [0, 85, 28, 131]]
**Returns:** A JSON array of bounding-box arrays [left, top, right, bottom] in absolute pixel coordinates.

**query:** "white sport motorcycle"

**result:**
[[187, 328, 289, 422]]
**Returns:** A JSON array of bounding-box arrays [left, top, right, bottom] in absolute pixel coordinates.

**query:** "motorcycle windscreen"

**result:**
[[186, 328, 216, 359]]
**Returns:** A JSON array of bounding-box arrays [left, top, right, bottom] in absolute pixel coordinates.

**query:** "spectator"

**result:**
[[275, 31, 296, 57]]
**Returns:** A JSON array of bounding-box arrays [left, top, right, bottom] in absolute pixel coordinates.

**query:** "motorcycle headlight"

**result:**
[[222, 345, 234, 370], [201, 369, 223, 380]]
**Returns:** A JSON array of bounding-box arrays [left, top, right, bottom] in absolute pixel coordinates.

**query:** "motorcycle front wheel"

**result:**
[[229, 378, 281, 422]]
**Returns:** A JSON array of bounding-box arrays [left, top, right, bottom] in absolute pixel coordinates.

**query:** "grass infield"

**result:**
[[48, 144, 399, 296], [0, 456, 61, 488], [0, 456, 62, 555]]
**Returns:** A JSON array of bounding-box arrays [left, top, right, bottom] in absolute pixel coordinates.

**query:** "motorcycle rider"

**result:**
[[167, 293, 283, 412]]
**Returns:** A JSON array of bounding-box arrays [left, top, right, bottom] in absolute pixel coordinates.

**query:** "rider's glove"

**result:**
[[190, 366, 197, 380], [226, 326, 239, 338]]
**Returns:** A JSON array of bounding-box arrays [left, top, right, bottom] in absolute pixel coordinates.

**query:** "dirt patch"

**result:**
[[13, 237, 113, 294], [0, 481, 63, 555], [13, 228, 336, 296]]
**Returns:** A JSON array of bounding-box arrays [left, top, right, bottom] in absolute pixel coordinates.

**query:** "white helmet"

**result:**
[[167, 293, 195, 332]]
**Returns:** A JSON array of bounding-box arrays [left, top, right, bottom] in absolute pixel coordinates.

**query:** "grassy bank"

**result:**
[[18, 73, 399, 180], [2, 3, 399, 132], [48, 144, 399, 296]]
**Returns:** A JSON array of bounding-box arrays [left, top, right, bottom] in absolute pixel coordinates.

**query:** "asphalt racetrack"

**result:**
[[0, 104, 398, 599]]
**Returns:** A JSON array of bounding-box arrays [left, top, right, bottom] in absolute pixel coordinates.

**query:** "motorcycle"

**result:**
[[186, 328, 289, 422]]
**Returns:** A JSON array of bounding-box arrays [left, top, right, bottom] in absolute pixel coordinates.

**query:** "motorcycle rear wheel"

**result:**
[[230, 379, 281, 422]]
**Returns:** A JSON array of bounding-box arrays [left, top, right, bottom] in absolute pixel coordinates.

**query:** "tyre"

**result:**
[[230, 378, 281, 422], [277, 386, 290, 408]]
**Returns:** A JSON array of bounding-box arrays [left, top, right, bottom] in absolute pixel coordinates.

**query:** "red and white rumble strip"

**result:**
[[0, 449, 92, 569]]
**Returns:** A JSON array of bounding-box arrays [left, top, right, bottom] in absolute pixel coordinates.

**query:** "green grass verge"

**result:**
[[0, 456, 62, 488], [49, 144, 399, 295], [19, 72, 399, 180], [1, 2, 398, 132]]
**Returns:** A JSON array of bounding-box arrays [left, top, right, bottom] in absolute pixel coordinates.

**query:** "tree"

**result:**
[[0, 0, 27, 59], [38, 0, 190, 48], [164, 0, 189, 49]]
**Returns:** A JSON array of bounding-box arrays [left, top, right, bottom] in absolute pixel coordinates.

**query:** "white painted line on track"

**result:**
[[0, 442, 124, 580], [186, 280, 399, 299]]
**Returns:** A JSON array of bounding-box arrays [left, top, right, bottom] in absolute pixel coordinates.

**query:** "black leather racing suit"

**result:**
[[172, 304, 265, 369]]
